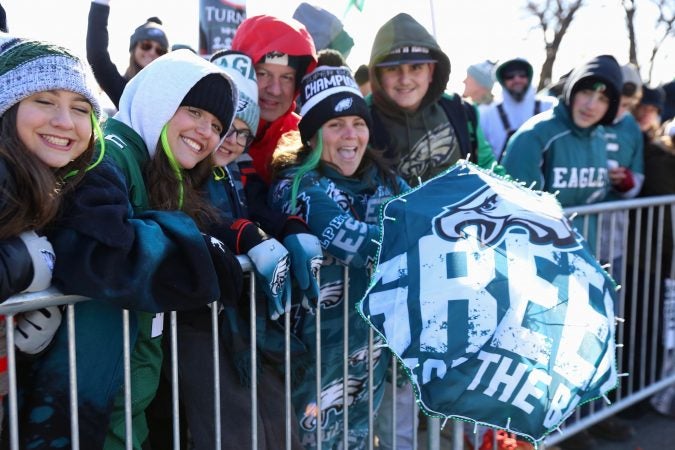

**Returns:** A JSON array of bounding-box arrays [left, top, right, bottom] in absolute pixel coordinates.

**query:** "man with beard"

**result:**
[[480, 57, 558, 161]]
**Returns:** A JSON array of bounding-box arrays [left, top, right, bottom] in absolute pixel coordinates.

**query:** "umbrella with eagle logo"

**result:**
[[357, 161, 618, 444]]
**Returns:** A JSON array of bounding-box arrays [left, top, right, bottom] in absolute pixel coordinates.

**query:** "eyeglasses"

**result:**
[[503, 71, 528, 81], [138, 40, 167, 56], [225, 126, 254, 148]]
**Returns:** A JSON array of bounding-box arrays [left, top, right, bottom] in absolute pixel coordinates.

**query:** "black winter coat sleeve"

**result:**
[[0, 158, 33, 302], [46, 160, 224, 313], [244, 172, 292, 238], [86, 2, 127, 109], [0, 237, 32, 303]]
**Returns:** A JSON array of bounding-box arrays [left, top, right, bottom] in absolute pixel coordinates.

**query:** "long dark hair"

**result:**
[[144, 139, 218, 229], [123, 51, 143, 80], [0, 104, 95, 239]]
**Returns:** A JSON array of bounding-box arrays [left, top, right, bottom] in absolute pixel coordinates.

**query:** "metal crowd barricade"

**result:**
[[2, 196, 675, 450]]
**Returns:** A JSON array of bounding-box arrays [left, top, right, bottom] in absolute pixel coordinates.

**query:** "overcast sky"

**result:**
[[5, 0, 674, 96]]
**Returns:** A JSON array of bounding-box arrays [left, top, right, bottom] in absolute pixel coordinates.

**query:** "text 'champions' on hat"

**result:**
[[298, 65, 372, 143]]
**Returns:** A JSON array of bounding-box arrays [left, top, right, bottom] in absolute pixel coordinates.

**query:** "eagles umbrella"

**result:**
[[357, 161, 618, 444]]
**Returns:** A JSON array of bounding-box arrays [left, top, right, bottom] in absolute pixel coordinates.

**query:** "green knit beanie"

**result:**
[[0, 35, 102, 118]]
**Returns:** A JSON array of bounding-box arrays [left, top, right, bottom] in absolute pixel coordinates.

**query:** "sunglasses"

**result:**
[[138, 40, 167, 56], [225, 126, 254, 148], [503, 71, 528, 81]]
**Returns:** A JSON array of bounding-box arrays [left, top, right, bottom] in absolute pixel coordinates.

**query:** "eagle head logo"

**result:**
[[433, 184, 577, 248]]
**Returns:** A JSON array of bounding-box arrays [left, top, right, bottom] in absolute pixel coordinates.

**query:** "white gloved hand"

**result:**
[[18, 231, 55, 293], [14, 306, 63, 355]]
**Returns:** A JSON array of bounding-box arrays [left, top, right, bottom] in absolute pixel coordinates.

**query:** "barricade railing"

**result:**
[[2, 195, 675, 449]]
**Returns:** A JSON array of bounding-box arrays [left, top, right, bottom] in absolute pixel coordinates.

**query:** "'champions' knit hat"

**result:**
[[180, 73, 235, 136], [0, 35, 102, 118], [129, 17, 169, 52], [298, 65, 372, 144], [210, 50, 260, 135], [467, 60, 496, 90]]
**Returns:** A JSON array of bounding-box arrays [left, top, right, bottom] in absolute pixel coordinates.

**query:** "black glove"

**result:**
[[202, 234, 244, 304]]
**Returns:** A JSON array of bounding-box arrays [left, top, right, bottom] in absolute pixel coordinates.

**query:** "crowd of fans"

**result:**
[[1, 1, 675, 449]]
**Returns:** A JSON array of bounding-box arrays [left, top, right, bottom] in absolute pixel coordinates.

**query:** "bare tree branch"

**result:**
[[622, 0, 639, 67], [647, 0, 675, 83], [524, 0, 586, 91]]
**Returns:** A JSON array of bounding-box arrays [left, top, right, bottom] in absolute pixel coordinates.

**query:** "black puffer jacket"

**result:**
[[0, 158, 33, 302]]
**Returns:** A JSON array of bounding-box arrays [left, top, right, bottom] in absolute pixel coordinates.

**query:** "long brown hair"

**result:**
[[123, 51, 143, 80], [0, 104, 95, 239], [144, 141, 218, 229]]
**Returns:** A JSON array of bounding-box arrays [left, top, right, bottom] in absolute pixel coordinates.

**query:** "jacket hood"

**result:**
[[114, 49, 238, 157], [563, 54, 622, 126], [232, 15, 317, 65], [495, 57, 533, 88], [368, 13, 450, 115], [231, 14, 318, 120]]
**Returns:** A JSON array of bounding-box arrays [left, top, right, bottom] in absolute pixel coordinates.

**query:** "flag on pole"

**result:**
[[344, 0, 365, 17]]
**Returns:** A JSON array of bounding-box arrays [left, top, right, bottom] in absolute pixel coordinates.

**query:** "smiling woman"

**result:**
[[268, 58, 410, 449], [36, 48, 247, 449], [17, 91, 94, 169], [0, 33, 104, 447]]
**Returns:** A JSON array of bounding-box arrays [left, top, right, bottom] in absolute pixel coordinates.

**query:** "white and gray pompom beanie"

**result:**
[[210, 50, 260, 135], [0, 34, 102, 118]]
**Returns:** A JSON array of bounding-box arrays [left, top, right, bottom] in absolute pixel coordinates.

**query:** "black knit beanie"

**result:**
[[640, 86, 666, 112], [571, 75, 621, 126], [129, 17, 169, 52], [298, 65, 372, 144], [180, 73, 235, 136]]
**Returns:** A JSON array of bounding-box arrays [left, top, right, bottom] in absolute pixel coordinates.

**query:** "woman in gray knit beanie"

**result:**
[[0, 34, 103, 441]]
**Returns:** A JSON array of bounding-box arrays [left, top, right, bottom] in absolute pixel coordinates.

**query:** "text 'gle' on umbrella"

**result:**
[[357, 161, 619, 444]]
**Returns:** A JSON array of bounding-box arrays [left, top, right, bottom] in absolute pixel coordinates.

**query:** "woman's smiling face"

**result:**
[[316, 115, 370, 177], [166, 106, 223, 169], [17, 90, 93, 168]]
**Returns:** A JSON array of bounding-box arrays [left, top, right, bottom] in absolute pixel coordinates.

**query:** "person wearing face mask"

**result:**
[[87, 0, 169, 109], [480, 57, 558, 161], [269, 58, 409, 449]]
